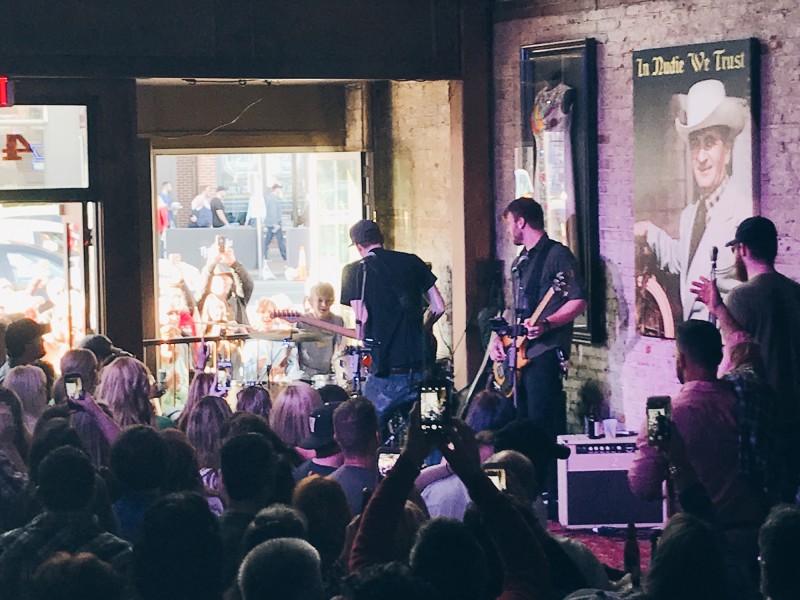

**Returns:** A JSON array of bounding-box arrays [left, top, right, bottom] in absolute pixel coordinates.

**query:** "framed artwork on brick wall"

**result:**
[[518, 38, 603, 344], [632, 39, 760, 339]]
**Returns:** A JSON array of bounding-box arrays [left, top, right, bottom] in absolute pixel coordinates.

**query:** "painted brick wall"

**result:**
[[372, 80, 456, 359], [494, 0, 800, 431]]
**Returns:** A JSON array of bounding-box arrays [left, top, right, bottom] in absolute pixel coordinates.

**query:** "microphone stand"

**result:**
[[509, 255, 529, 411], [709, 246, 718, 326]]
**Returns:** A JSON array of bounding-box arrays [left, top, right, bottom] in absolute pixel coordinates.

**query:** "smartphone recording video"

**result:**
[[420, 385, 448, 432], [646, 396, 672, 447], [377, 448, 401, 477], [64, 373, 83, 400], [216, 235, 226, 252], [216, 359, 233, 393]]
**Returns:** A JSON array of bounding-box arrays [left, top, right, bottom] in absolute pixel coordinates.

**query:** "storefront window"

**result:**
[[150, 151, 363, 405]]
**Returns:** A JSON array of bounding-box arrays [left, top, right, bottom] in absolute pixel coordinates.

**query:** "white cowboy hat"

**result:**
[[674, 79, 747, 140]]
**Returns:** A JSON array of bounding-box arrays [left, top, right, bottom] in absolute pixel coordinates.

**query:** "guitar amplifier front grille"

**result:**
[[557, 434, 666, 529]]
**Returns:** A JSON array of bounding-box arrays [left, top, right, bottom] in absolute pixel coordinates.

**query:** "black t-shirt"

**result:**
[[515, 235, 584, 360], [341, 248, 436, 374], [210, 196, 227, 228]]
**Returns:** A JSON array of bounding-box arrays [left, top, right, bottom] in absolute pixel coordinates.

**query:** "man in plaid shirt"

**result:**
[[0, 446, 131, 599]]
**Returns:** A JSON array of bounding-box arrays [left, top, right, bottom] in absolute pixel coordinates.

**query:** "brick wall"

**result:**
[[372, 81, 456, 359], [494, 0, 800, 431]]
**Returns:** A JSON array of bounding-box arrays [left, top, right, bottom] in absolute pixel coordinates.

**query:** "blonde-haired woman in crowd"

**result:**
[[53, 348, 98, 404], [4, 365, 48, 433], [177, 372, 217, 431], [269, 381, 321, 460], [95, 356, 155, 428]]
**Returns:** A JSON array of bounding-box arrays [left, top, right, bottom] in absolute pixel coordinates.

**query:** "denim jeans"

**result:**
[[363, 370, 423, 435]]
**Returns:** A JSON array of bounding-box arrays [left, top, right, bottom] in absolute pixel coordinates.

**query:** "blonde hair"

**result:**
[[269, 382, 322, 447], [4, 365, 48, 418], [96, 356, 154, 428], [309, 283, 334, 302], [60, 348, 98, 394]]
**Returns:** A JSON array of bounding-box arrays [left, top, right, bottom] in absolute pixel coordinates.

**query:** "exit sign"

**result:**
[[0, 77, 13, 107]]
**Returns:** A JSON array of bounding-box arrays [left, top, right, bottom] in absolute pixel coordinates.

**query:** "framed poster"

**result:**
[[633, 39, 760, 338], [519, 38, 602, 344]]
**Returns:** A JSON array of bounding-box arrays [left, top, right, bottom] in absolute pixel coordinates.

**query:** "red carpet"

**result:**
[[548, 522, 654, 571]]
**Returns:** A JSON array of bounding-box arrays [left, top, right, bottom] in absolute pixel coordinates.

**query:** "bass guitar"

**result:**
[[491, 272, 568, 397]]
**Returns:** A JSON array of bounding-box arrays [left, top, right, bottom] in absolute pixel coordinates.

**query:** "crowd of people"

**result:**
[[0, 205, 799, 600]]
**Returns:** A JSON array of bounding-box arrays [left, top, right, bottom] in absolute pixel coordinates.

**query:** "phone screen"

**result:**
[[216, 360, 232, 392], [484, 467, 507, 491], [377, 451, 400, 477], [65, 374, 83, 399], [420, 387, 447, 431], [217, 235, 226, 252], [646, 396, 671, 446]]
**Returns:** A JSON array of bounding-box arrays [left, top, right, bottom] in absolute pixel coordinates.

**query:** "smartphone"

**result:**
[[483, 464, 507, 491], [377, 448, 401, 477], [64, 373, 83, 400], [646, 396, 672, 447], [216, 359, 233, 393], [419, 385, 449, 432], [216, 235, 226, 252]]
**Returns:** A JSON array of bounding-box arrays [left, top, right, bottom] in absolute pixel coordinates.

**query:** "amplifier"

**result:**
[[557, 433, 667, 529]]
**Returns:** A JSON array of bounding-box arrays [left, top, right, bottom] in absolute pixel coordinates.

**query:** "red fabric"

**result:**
[[157, 205, 169, 233]]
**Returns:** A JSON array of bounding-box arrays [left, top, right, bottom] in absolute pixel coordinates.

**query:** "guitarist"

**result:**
[[341, 219, 445, 429], [489, 197, 586, 448]]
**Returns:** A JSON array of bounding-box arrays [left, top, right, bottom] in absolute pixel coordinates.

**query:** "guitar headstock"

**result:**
[[270, 309, 301, 322], [551, 272, 569, 297]]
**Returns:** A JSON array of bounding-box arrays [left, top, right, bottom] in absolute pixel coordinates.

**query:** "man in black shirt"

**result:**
[[210, 186, 230, 228], [489, 198, 586, 436], [340, 220, 445, 429]]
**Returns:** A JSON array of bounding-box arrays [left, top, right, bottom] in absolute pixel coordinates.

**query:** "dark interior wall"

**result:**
[[138, 83, 348, 149], [0, 0, 461, 80]]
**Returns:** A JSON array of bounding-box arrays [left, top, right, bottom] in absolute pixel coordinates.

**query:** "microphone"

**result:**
[[709, 246, 719, 325]]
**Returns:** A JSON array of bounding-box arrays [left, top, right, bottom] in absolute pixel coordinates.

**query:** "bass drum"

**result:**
[[334, 346, 372, 390]]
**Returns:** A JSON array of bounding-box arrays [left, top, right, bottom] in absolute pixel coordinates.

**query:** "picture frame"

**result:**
[[518, 38, 602, 344]]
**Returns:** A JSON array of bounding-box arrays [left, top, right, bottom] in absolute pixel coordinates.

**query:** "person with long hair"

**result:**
[[184, 395, 231, 497], [269, 382, 321, 459], [95, 356, 155, 428], [4, 365, 48, 433], [0, 388, 30, 472], [53, 349, 98, 405], [177, 372, 216, 431], [236, 385, 271, 420], [159, 428, 224, 516]]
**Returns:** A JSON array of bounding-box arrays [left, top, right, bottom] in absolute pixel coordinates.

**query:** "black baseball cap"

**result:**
[[78, 334, 129, 361], [349, 220, 383, 246], [726, 216, 777, 255], [5, 318, 50, 358], [299, 402, 342, 450]]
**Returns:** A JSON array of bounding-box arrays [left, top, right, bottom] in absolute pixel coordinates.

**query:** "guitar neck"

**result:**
[[528, 288, 555, 325], [289, 315, 358, 339]]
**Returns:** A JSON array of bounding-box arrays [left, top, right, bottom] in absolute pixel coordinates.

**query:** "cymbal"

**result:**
[[248, 329, 327, 343]]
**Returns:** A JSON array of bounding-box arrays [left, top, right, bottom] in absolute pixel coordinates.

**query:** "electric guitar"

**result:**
[[270, 310, 358, 340], [492, 272, 568, 396]]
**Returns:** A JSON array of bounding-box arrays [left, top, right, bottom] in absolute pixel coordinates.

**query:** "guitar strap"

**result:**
[[518, 237, 556, 315]]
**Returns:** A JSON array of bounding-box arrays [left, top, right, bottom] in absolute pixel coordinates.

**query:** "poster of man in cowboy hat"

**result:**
[[632, 39, 759, 338]]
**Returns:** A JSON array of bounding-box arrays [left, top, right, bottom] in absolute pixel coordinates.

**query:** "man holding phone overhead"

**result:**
[[628, 319, 766, 529]]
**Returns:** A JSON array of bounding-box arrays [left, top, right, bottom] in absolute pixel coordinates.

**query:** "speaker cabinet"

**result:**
[[557, 434, 667, 529]]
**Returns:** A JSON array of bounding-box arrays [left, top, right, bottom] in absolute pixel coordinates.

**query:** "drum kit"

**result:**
[[150, 327, 374, 393]]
